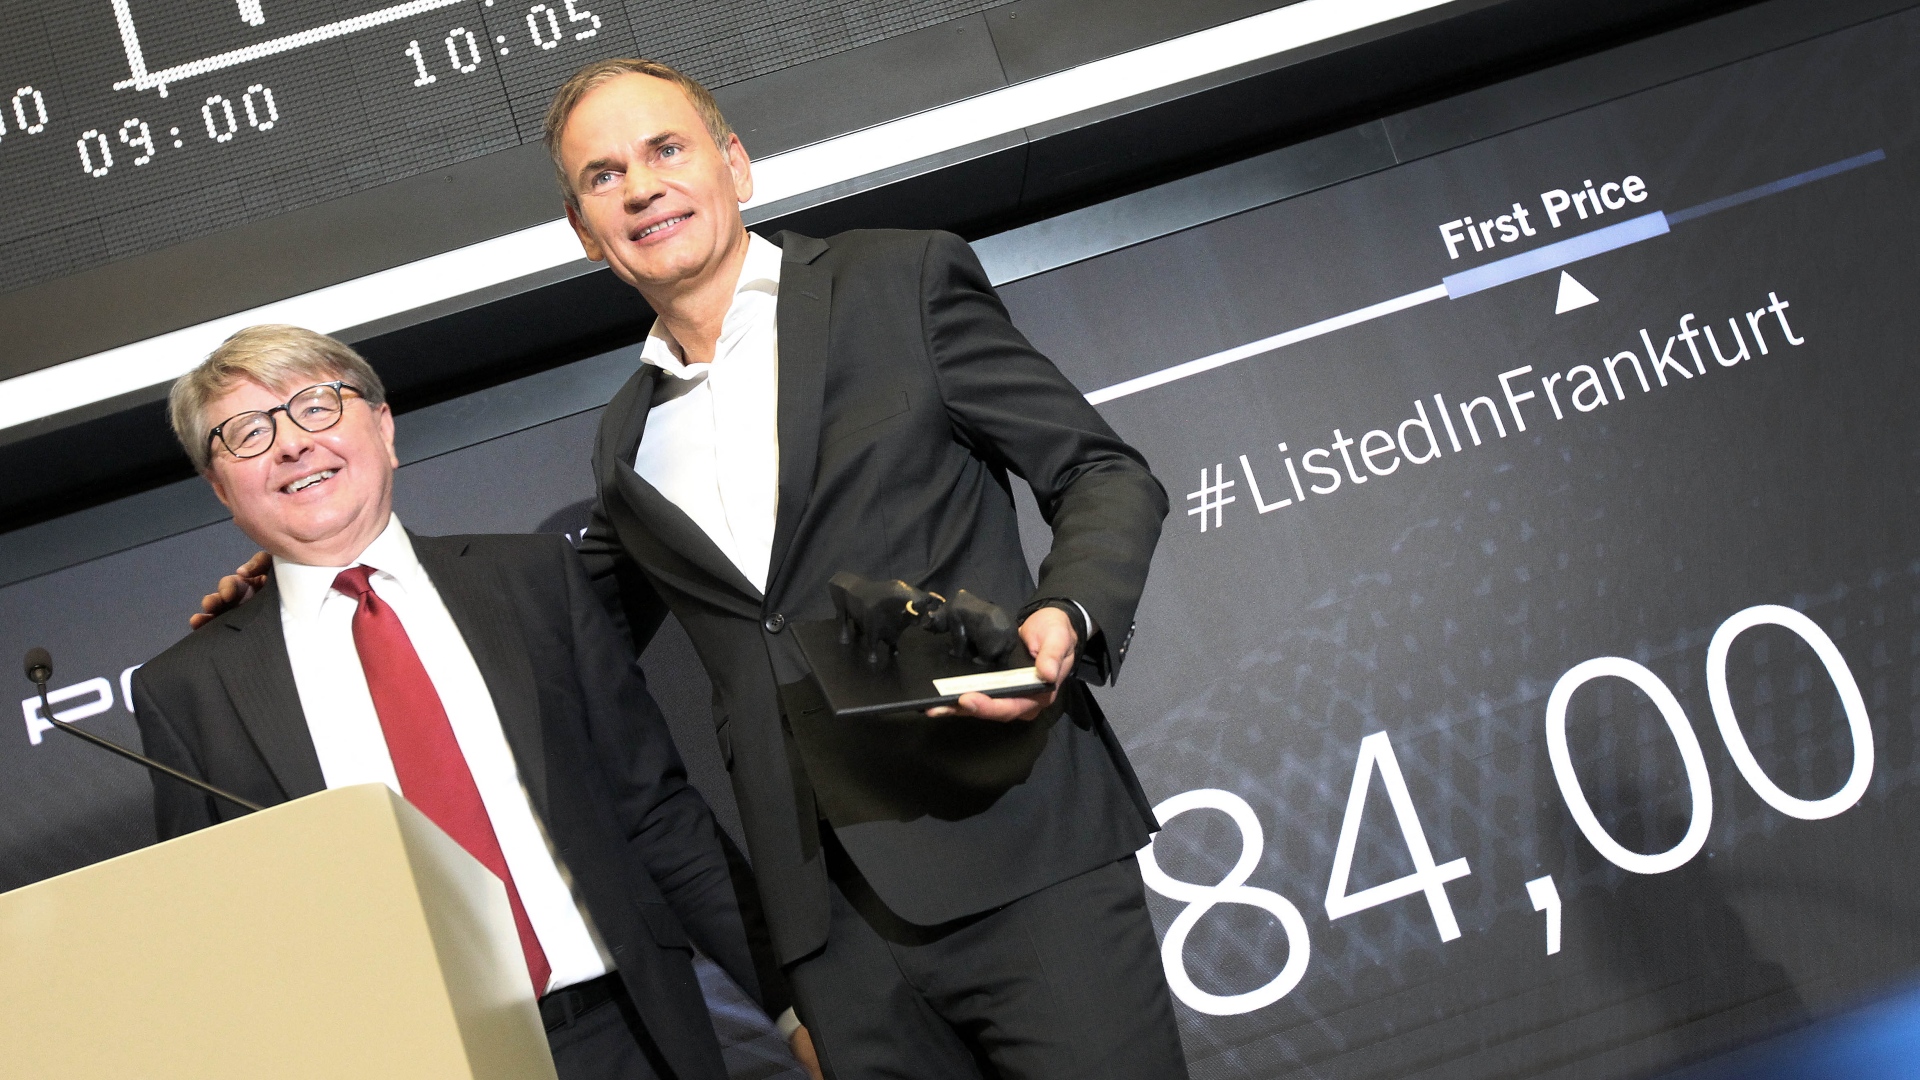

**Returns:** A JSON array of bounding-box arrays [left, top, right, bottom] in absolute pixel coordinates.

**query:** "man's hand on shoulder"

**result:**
[[188, 550, 271, 629], [926, 605, 1077, 723]]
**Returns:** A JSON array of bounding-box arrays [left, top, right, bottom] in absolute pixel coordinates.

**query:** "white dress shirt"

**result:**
[[276, 514, 612, 994], [633, 232, 784, 594]]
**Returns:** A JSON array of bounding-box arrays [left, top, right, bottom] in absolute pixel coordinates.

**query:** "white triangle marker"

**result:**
[[1555, 271, 1599, 314]]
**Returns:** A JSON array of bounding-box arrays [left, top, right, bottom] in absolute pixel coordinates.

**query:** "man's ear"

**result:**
[[566, 201, 607, 263], [204, 465, 234, 511], [375, 402, 398, 468], [725, 133, 754, 205]]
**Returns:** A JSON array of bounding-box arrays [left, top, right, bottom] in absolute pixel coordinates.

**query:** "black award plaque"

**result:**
[[795, 574, 1048, 718]]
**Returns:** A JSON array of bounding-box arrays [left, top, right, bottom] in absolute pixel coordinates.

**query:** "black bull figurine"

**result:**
[[931, 590, 1023, 667], [828, 573, 939, 665], [827, 573, 1023, 667]]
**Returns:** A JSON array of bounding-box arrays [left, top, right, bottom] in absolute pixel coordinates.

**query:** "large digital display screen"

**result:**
[[0, 0, 997, 294], [992, 7, 1919, 1076]]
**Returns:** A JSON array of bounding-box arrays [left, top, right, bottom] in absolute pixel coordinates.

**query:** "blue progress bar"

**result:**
[[1667, 148, 1886, 224], [1443, 211, 1669, 299]]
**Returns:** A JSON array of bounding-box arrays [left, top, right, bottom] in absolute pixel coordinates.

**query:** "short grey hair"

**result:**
[[168, 324, 386, 471]]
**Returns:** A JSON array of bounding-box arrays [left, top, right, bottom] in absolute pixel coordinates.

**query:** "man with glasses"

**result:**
[[133, 324, 814, 1080]]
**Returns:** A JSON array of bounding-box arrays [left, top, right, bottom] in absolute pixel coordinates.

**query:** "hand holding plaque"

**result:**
[[798, 573, 1046, 717]]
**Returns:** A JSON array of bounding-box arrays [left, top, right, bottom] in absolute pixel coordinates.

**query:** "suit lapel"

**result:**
[[613, 471, 763, 607], [599, 347, 765, 614], [600, 363, 659, 477], [213, 579, 326, 801], [413, 535, 551, 816], [768, 232, 832, 596]]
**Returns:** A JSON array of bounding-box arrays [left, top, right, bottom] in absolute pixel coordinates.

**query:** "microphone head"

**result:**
[[23, 647, 52, 686]]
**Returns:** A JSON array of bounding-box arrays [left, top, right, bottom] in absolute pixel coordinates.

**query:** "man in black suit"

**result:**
[[140, 325, 807, 1080], [549, 60, 1186, 1077]]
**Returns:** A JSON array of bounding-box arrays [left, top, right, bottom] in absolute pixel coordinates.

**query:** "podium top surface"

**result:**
[[0, 784, 556, 1080]]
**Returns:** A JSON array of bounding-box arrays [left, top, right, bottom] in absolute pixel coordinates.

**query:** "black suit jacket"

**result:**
[[579, 229, 1171, 965], [131, 532, 783, 1080]]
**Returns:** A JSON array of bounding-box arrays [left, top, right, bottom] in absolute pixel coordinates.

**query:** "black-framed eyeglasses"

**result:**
[[207, 382, 363, 460]]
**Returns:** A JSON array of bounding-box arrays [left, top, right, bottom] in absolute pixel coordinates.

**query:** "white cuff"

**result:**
[[1067, 598, 1097, 641], [775, 1006, 802, 1040]]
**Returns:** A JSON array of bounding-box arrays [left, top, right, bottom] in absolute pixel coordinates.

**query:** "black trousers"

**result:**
[[545, 977, 664, 1080], [788, 838, 1189, 1080]]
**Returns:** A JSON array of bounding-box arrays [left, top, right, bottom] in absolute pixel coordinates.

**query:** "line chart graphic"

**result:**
[[110, 0, 469, 96]]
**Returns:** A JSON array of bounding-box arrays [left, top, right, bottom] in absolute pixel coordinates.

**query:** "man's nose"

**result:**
[[622, 164, 664, 208], [274, 416, 316, 460]]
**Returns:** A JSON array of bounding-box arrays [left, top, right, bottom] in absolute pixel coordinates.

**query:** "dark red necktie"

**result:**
[[332, 565, 552, 995]]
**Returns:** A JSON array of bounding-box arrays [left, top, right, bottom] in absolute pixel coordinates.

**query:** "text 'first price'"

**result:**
[[1439, 174, 1649, 260]]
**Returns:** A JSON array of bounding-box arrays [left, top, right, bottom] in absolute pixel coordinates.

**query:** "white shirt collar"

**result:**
[[273, 513, 422, 621], [639, 232, 784, 380]]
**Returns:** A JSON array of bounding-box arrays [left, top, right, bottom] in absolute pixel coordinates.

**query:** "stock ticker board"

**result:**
[[0, 0, 994, 294]]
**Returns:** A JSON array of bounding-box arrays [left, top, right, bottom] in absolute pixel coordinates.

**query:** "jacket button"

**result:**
[[763, 612, 786, 633]]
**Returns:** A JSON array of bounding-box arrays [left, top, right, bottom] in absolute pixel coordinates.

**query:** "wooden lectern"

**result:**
[[0, 783, 559, 1079]]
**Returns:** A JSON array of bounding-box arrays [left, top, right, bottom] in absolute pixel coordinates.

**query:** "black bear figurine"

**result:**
[[944, 589, 1021, 666], [827, 572, 943, 666]]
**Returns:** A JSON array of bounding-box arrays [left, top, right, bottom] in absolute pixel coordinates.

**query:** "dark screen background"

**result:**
[[0, 0, 999, 293]]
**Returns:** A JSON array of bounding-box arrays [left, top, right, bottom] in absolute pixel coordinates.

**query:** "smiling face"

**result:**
[[558, 73, 753, 302], [201, 375, 398, 567]]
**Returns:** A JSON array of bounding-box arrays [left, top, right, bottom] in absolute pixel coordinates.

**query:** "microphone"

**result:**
[[24, 647, 264, 815]]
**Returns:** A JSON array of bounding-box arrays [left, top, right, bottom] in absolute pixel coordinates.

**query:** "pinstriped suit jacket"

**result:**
[[133, 531, 784, 1080]]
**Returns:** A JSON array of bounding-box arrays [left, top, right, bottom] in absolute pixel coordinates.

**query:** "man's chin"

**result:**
[[617, 245, 718, 289], [247, 504, 386, 562]]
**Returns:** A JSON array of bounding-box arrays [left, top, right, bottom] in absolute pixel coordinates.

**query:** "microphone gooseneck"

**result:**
[[22, 647, 265, 815]]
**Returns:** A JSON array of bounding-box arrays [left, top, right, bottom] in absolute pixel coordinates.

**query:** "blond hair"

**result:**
[[542, 58, 734, 214], [168, 324, 386, 471]]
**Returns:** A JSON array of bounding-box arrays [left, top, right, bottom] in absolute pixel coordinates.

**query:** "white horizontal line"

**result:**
[[0, 220, 586, 431], [744, 0, 1454, 209], [1085, 284, 1450, 405], [10, 0, 1459, 433], [114, 0, 470, 91]]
